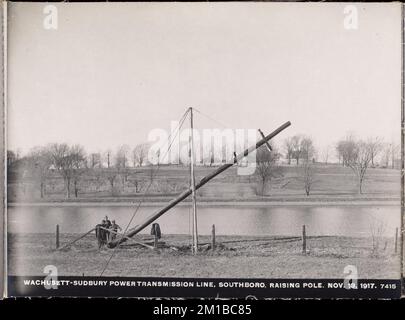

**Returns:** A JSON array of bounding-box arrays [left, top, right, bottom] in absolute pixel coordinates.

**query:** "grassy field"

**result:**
[[7, 164, 400, 203], [8, 233, 400, 279]]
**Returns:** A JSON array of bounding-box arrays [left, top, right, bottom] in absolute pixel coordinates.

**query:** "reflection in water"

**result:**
[[7, 205, 400, 237]]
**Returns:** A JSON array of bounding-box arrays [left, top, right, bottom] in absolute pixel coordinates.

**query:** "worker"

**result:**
[[110, 220, 121, 241], [95, 222, 105, 249], [102, 216, 111, 243], [105, 216, 112, 228], [150, 223, 161, 239]]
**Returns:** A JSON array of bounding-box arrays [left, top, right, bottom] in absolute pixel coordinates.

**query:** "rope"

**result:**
[[193, 107, 238, 161], [193, 107, 232, 129], [99, 108, 190, 276]]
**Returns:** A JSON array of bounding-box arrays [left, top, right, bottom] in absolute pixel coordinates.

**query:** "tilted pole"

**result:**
[[108, 120, 291, 248], [189, 108, 199, 254], [56, 224, 60, 249]]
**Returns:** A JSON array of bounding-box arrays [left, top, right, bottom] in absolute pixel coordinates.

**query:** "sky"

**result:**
[[6, 2, 402, 156]]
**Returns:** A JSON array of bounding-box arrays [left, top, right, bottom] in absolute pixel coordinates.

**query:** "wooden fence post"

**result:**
[[211, 224, 216, 250], [394, 227, 398, 254], [302, 225, 306, 254], [56, 224, 60, 249]]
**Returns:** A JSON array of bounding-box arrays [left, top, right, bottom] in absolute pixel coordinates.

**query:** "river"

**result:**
[[7, 204, 400, 237]]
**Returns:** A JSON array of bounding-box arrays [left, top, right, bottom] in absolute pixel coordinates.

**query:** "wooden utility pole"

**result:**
[[108, 120, 291, 248], [211, 224, 216, 250], [56, 224, 60, 249], [302, 225, 306, 254], [190, 107, 199, 254]]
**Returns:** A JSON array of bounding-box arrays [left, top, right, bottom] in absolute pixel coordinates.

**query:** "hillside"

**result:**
[[7, 164, 400, 203]]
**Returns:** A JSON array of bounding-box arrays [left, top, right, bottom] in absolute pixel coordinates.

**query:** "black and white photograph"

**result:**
[[2, 2, 404, 298]]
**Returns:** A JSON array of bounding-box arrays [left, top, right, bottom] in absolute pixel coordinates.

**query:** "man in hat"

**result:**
[[110, 220, 122, 241], [95, 219, 107, 249], [104, 216, 112, 242]]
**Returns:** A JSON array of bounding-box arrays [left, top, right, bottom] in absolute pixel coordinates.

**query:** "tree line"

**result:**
[[7, 134, 400, 199], [254, 134, 400, 196], [7, 143, 151, 199]]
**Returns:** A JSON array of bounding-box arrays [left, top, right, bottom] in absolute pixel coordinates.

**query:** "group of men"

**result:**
[[95, 216, 121, 248]]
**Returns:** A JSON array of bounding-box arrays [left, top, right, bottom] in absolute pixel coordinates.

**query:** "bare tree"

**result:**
[[346, 140, 373, 194], [284, 135, 315, 165], [132, 143, 149, 167], [367, 137, 383, 167], [91, 171, 105, 193], [390, 142, 400, 169], [48, 143, 73, 198], [70, 145, 88, 198], [103, 169, 118, 196], [370, 220, 387, 257], [115, 145, 130, 169], [291, 135, 302, 165], [299, 161, 316, 196], [283, 137, 294, 165], [381, 143, 391, 168], [115, 145, 131, 190], [336, 135, 357, 167], [321, 146, 330, 165], [7, 150, 17, 168], [300, 136, 316, 163], [48, 143, 86, 198], [147, 162, 158, 187], [127, 173, 142, 193], [89, 153, 101, 168], [254, 144, 281, 196], [27, 146, 52, 198]]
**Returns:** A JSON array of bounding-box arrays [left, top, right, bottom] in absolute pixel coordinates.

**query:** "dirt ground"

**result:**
[[8, 233, 400, 279]]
